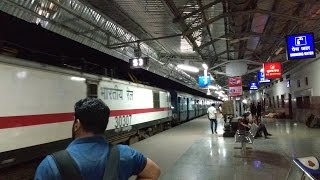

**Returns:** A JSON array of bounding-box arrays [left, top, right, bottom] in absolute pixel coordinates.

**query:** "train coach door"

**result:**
[[187, 98, 190, 121], [178, 97, 181, 121], [86, 80, 98, 98]]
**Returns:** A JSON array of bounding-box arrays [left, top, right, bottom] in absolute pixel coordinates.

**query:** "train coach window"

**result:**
[[153, 91, 160, 108], [87, 83, 98, 98], [297, 80, 301, 88]]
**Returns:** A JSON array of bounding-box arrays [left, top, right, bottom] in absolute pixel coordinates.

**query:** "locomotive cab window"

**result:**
[[87, 83, 98, 98], [153, 91, 160, 108]]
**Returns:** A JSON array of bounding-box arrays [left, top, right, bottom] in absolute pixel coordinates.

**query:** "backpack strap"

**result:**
[[103, 145, 120, 180], [51, 150, 82, 180]]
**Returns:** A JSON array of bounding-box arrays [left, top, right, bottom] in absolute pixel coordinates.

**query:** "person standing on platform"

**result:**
[[35, 98, 161, 180], [207, 103, 218, 134], [250, 102, 257, 119], [256, 102, 262, 122], [218, 104, 224, 123]]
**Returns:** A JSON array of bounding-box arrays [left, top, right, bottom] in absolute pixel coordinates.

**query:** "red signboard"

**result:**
[[228, 76, 242, 87], [264, 62, 282, 79], [228, 77, 242, 96]]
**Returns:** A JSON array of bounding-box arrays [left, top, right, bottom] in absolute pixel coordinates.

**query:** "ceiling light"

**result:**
[[242, 99, 248, 104], [177, 64, 199, 73], [208, 85, 218, 90]]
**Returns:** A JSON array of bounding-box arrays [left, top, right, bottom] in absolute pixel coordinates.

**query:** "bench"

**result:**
[[235, 123, 259, 153]]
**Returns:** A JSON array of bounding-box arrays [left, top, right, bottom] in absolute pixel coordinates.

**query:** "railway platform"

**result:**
[[130, 116, 320, 180]]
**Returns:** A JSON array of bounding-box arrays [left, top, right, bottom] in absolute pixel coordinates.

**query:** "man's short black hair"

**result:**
[[211, 103, 215, 106], [74, 98, 110, 134]]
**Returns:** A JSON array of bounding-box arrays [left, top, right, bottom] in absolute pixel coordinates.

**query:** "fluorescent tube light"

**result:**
[[70, 76, 86, 81]]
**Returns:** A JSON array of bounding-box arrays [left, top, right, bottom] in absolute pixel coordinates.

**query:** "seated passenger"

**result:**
[[238, 113, 251, 132], [35, 98, 161, 180]]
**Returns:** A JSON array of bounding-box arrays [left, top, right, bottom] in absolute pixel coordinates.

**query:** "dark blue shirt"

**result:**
[[34, 136, 147, 180]]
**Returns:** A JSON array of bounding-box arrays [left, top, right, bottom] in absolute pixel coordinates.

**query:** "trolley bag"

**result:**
[[51, 145, 119, 180], [224, 123, 231, 131]]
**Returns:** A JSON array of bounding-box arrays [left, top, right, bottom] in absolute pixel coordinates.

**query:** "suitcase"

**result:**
[[223, 131, 235, 137]]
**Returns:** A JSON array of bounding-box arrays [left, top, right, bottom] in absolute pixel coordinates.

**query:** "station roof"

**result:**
[[1, 0, 320, 98]]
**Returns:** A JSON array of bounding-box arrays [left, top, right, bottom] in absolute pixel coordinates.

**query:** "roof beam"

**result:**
[[195, 34, 227, 50], [209, 59, 262, 70], [212, 48, 256, 59], [195, 32, 282, 51], [184, 9, 309, 36], [173, 0, 223, 23], [107, 33, 182, 49]]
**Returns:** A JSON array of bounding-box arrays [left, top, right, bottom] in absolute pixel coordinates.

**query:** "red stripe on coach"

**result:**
[[110, 107, 169, 116], [0, 113, 74, 129], [0, 108, 169, 129]]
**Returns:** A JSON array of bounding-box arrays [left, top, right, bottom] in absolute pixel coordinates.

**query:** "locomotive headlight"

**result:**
[[16, 71, 28, 79]]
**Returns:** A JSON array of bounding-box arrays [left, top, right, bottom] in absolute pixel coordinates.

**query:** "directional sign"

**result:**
[[286, 33, 316, 60], [198, 75, 211, 87], [249, 82, 258, 90], [264, 62, 282, 79], [257, 69, 270, 83]]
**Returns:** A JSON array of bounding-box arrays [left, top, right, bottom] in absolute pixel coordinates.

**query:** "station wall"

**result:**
[[249, 56, 320, 122]]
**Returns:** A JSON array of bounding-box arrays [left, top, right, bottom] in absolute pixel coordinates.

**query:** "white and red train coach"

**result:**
[[0, 55, 172, 168]]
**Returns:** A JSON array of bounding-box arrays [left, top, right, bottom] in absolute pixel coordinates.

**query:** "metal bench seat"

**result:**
[[235, 123, 259, 153]]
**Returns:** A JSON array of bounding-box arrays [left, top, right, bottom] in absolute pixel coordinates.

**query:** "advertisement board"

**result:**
[[228, 77, 242, 96], [264, 62, 282, 79], [286, 33, 316, 60]]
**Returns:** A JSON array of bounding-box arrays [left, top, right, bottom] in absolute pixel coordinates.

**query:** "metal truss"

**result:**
[[182, 8, 312, 36], [0, 0, 197, 87]]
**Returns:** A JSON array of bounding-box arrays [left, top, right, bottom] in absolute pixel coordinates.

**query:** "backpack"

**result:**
[[51, 145, 119, 180]]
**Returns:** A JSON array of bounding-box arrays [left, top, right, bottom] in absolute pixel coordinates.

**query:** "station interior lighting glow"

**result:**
[[242, 99, 248, 104], [208, 85, 218, 90], [70, 76, 86, 81], [202, 63, 208, 70], [177, 64, 199, 73]]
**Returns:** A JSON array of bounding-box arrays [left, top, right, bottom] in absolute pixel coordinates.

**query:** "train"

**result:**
[[248, 55, 320, 123], [0, 54, 217, 169]]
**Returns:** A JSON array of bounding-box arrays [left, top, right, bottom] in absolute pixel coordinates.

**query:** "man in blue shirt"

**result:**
[[35, 98, 161, 180]]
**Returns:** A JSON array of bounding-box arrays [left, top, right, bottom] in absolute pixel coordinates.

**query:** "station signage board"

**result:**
[[264, 62, 282, 79], [249, 82, 258, 90], [228, 76, 242, 97], [198, 75, 211, 87], [257, 69, 270, 83], [286, 33, 316, 60]]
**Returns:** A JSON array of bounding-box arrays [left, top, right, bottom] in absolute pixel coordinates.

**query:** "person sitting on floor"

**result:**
[[252, 117, 272, 139]]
